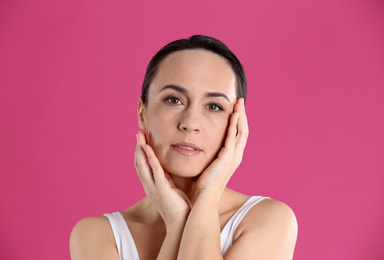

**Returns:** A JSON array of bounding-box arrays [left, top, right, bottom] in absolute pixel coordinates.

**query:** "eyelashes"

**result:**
[[165, 96, 182, 105], [163, 96, 224, 112], [206, 103, 223, 111]]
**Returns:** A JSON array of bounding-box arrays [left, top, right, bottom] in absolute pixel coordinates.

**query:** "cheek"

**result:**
[[204, 115, 231, 151], [144, 108, 173, 149]]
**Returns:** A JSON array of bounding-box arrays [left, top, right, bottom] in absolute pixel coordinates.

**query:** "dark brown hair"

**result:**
[[141, 35, 247, 105]]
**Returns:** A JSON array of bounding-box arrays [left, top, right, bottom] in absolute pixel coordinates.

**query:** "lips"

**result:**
[[175, 145, 196, 150], [171, 142, 202, 156]]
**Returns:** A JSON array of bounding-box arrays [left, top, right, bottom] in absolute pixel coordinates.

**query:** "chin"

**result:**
[[162, 161, 207, 178]]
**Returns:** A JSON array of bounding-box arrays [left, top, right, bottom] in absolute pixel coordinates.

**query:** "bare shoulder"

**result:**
[[246, 198, 297, 228], [226, 198, 298, 260], [69, 216, 119, 260]]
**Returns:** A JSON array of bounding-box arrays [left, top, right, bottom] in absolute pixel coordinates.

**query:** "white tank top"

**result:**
[[104, 196, 267, 260]]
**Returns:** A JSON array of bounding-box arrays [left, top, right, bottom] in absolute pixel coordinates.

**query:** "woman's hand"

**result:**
[[134, 131, 191, 227], [195, 98, 249, 197]]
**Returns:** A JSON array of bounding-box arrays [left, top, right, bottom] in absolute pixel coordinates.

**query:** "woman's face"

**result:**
[[138, 49, 237, 177]]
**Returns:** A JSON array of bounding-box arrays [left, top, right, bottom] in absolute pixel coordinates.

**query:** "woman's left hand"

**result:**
[[195, 98, 249, 197], [135, 131, 191, 228]]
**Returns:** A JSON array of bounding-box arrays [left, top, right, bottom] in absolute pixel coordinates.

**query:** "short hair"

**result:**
[[141, 35, 247, 105]]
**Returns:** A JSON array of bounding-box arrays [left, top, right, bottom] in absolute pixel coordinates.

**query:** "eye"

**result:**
[[206, 103, 223, 111], [165, 97, 182, 105]]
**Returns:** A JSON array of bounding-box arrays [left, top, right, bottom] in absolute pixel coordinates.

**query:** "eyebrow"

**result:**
[[160, 84, 230, 102], [160, 84, 187, 94]]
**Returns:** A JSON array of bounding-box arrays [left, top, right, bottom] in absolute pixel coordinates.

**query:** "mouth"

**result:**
[[171, 142, 202, 156], [171, 142, 202, 151], [175, 145, 197, 150]]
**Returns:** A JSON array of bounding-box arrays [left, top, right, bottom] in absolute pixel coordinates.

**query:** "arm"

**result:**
[[178, 190, 223, 259], [156, 221, 187, 260]]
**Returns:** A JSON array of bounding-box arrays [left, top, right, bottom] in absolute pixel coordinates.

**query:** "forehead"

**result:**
[[150, 49, 237, 101]]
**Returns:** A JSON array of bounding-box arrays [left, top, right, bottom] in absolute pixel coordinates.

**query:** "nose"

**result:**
[[178, 107, 201, 133]]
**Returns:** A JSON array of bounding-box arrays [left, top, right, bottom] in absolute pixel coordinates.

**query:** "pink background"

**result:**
[[1, 0, 383, 259]]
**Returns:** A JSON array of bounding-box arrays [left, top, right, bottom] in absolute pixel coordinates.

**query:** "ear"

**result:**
[[137, 97, 146, 130]]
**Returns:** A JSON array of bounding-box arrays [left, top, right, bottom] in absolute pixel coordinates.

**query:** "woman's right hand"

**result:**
[[134, 131, 191, 228]]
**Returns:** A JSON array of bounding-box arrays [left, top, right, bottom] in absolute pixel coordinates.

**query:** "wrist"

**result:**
[[165, 214, 188, 232], [193, 188, 221, 207], [165, 223, 186, 242]]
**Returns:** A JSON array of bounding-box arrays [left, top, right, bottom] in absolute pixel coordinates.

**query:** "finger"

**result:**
[[142, 144, 170, 189], [217, 104, 240, 161], [237, 98, 249, 140], [135, 131, 155, 187], [225, 98, 243, 146], [223, 110, 239, 151], [235, 99, 249, 155]]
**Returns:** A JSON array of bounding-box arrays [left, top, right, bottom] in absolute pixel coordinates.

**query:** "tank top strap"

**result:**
[[220, 196, 268, 255], [104, 212, 140, 260]]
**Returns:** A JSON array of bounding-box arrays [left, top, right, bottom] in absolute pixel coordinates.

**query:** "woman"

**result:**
[[70, 35, 298, 260]]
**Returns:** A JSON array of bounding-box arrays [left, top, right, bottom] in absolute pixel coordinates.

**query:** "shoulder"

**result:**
[[237, 198, 297, 238], [69, 216, 119, 260], [228, 198, 298, 260], [246, 198, 297, 227]]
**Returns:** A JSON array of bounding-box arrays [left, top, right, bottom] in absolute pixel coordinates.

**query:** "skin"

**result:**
[[70, 50, 298, 260]]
